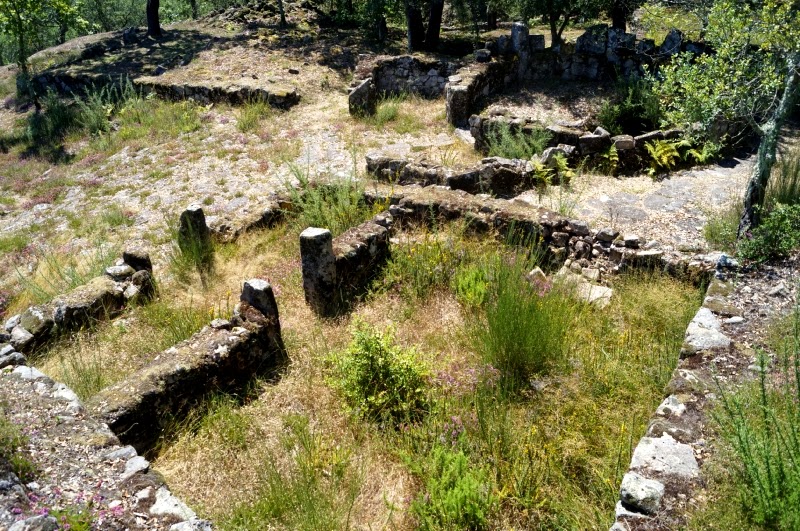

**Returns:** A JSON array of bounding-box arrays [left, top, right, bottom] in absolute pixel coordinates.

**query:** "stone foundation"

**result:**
[[3, 249, 155, 355], [87, 279, 287, 453], [134, 77, 300, 108]]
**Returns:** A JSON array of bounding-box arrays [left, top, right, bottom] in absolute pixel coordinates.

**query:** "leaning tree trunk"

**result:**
[[738, 54, 800, 237], [424, 0, 445, 51], [611, 1, 627, 31], [147, 0, 162, 38], [189, 0, 198, 19], [277, 0, 287, 27]]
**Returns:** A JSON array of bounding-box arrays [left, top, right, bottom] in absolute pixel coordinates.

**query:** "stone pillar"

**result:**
[[299, 227, 338, 316], [241, 279, 280, 321], [178, 204, 213, 270], [348, 78, 377, 116]]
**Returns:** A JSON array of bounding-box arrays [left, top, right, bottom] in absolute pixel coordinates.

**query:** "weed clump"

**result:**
[[0, 409, 37, 483], [485, 121, 551, 160]]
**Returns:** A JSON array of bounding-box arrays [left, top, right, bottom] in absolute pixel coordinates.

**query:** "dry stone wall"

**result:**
[[87, 279, 287, 453], [2, 249, 155, 356]]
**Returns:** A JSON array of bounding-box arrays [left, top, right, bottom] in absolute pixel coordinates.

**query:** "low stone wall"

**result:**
[[87, 279, 287, 453], [444, 22, 703, 127], [366, 153, 564, 197], [2, 249, 155, 355], [611, 260, 738, 530], [134, 77, 300, 109], [349, 55, 460, 115], [469, 113, 685, 173], [300, 213, 392, 316], [445, 61, 516, 127]]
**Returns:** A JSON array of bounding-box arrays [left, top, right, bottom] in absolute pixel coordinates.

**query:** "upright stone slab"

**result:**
[[348, 78, 377, 116], [300, 228, 338, 316], [178, 204, 213, 270], [242, 279, 280, 322]]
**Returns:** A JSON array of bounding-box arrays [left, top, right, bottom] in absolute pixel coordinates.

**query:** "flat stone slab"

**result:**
[[682, 307, 731, 356], [630, 434, 700, 479]]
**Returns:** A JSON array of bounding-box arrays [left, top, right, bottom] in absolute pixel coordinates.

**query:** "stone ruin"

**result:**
[[2, 248, 156, 357]]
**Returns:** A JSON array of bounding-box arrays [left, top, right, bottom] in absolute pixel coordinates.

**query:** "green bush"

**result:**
[[766, 149, 800, 209], [411, 446, 495, 530], [333, 322, 430, 426], [738, 203, 800, 262], [598, 77, 662, 136], [470, 254, 577, 392], [486, 121, 552, 160], [452, 263, 488, 307]]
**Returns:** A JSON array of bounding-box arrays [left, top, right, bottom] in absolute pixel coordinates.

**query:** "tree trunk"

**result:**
[[738, 54, 800, 237], [611, 1, 627, 31], [424, 0, 444, 52], [405, 1, 425, 52], [147, 0, 162, 38], [189, 0, 198, 19], [277, 0, 287, 27], [549, 16, 560, 48], [487, 10, 497, 30]]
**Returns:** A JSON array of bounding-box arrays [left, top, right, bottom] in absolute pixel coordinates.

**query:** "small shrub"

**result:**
[[713, 320, 800, 529], [486, 121, 552, 160], [26, 90, 78, 144], [470, 254, 578, 391], [452, 263, 488, 307], [645, 138, 689, 177], [0, 232, 28, 256], [333, 321, 430, 426], [738, 203, 800, 262], [74, 85, 116, 135], [411, 446, 495, 530], [684, 140, 721, 166], [598, 144, 620, 175]]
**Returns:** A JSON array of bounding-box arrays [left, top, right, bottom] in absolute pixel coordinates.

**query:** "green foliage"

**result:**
[[644, 138, 689, 177], [703, 201, 740, 253], [684, 140, 721, 166], [470, 253, 578, 392], [50, 507, 93, 531], [284, 165, 374, 238], [636, 3, 703, 45], [363, 94, 424, 134], [738, 203, 800, 262], [333, 321, 430, 426], [379, 230, 466, 300], [598, 77, 662, 136], [0, 232, 28, 256], [712, 314, 800, 530], [486, 121, 552, 160], [411, 446, 495, 530], [138, 299, 210, 349], [222, 414, 359, 531], [655, 0, 799, 144], [452, 263, 488, 307], [0, 410, 37, 482], [598, 144, 619, 175]]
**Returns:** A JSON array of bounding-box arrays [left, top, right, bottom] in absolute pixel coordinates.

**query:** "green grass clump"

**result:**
[[237, 99, 272, 133], [284, 165, 375, 237], [485, 121, 552, 160], [222, 414, 360, 531], [332, 321, 430, 427], [0, 409, 37, 482], [0, 232, 28, 256], [469, 253, 579, 391], [704, 201, 741, 253], [597, 77, 662, 136], [766, 148, 800, 209]]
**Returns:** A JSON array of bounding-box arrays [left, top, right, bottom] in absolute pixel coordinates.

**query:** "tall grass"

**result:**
[[704, 201, 741, 253], [765, 147, 800, 210], [221, 414, 361, 531], [0, 409, 37, 482], [14, 244, 117, 308], [283, 164, 375, 237], [469, 252, 580, 391], [237, 98, 272, 133]]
